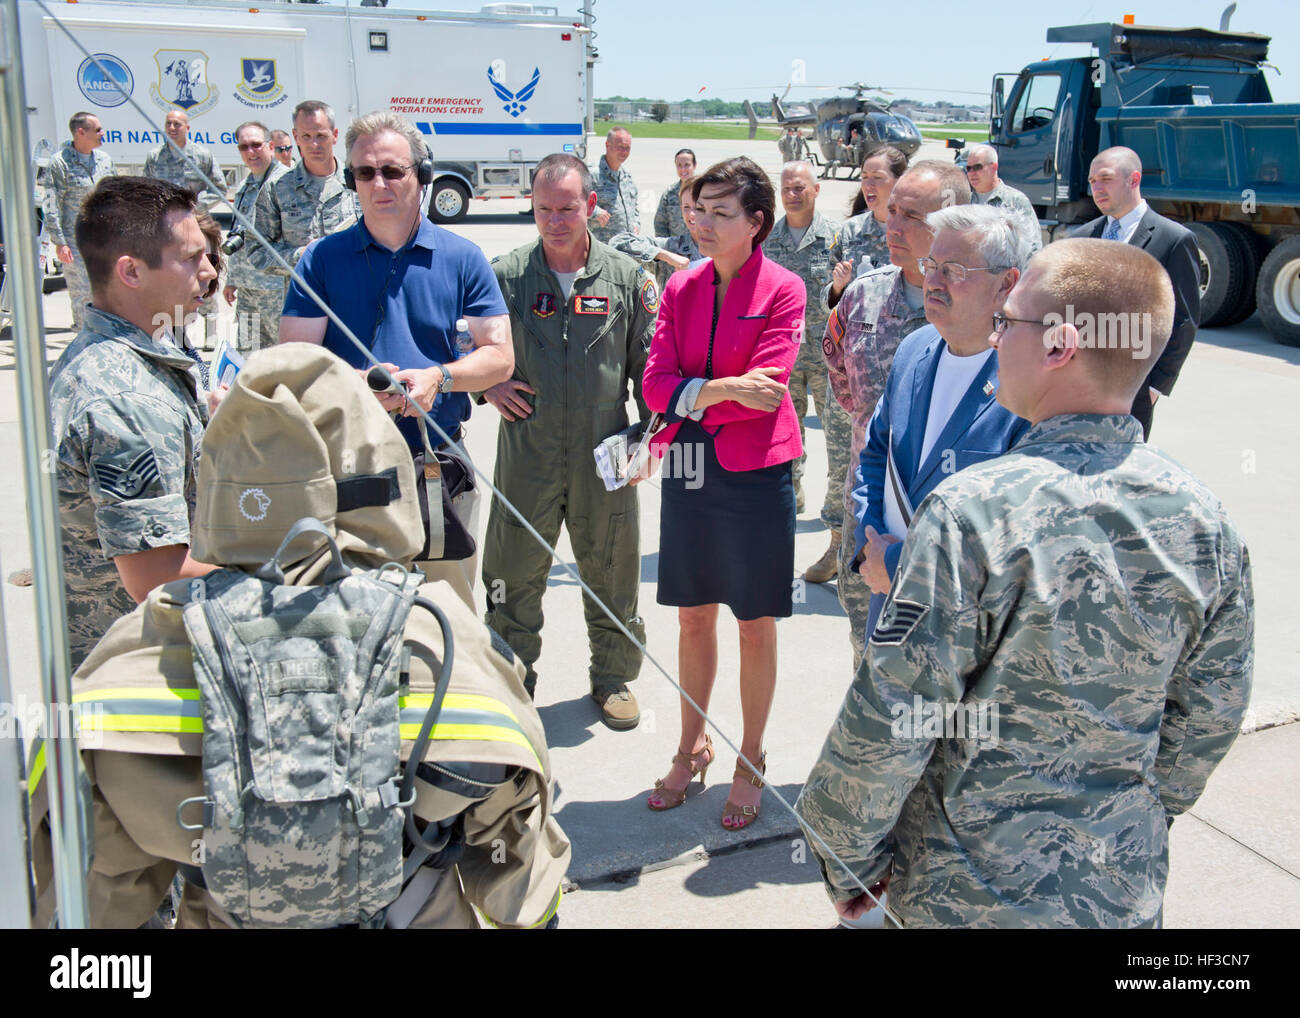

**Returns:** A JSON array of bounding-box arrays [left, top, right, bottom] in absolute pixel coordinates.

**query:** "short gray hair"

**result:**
[[293, 100, 335, 129], [345, 111, 427, 166], [780, 160, 817, 181], [234, 121, 270, 144], [926, 204, 1026, 271], [966, 143, 998, 167], [532, 152, 593, 196]]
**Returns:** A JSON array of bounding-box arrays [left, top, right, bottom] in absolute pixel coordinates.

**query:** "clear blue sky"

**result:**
[[396, 0, 1300, 104]]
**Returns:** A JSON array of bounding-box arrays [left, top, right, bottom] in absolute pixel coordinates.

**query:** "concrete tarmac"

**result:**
[[2, 135, 1296, 928]]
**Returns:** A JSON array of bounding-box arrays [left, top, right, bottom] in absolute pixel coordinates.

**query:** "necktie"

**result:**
[[1103, 218, 1121, 241]]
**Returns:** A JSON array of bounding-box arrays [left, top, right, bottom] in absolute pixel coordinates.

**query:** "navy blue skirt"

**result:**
[[657, 420, 796, 620]]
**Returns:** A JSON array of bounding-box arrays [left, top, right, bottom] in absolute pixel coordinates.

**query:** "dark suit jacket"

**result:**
[[1071, 206, 1201, 399], [850, 325, 1031, 634]]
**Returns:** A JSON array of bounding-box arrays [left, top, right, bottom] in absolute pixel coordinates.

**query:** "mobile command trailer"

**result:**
[[17, 0, 592, 221], [986, 20, 1300, 346]]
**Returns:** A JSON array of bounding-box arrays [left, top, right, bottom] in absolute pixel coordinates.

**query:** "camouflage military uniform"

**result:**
[[249, 160, 360, 340], [144, 140, 225, 342], [48, 305, 207, 669], [974, 180, 1042, 258], [591, 154, 638, 244], [42, 142, 115, 331], [654, 184, 687, 239], [142, 140, 223, 208], [821, 211, 890, 312], [797, 413, 1254, 928], [822, 265, 928, 666], [777, 133, 796, 163], [762, 211, 852, 527], [226, 161, 289, 351]]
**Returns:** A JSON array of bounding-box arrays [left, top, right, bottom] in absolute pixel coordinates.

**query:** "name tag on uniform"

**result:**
[[575, 295, 609, 315]]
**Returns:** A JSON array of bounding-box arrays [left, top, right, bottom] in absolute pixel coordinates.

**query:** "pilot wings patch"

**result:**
[[92, 448, 161, 500]]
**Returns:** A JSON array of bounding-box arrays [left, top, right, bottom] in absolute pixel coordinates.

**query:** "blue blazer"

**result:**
[[850, 325, 1030, 633]]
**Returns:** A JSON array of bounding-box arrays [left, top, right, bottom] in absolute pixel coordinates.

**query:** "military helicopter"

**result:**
[[771, 83, 922, 179]]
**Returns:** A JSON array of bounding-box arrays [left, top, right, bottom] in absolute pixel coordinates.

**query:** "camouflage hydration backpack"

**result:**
[[177, 519, 438, 928]]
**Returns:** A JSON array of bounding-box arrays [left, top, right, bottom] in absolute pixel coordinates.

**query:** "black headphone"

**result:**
[[345, 144, 433, 190]]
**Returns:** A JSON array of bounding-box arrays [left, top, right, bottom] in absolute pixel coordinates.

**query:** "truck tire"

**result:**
[[1217, 223, 1262, 325], [428, 179, 469, 224], [1256, 235, 1300, 347], [1188, 222, 1247, 328]]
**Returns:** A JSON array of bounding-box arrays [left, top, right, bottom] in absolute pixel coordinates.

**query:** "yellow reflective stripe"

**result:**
[[399, 721, 538, 766], [79, 714, 204, 734], [27, 740, 46, 801], [400, 692, 521, 723], [482, 887, 562, 930], [72, 686, 200, 703]]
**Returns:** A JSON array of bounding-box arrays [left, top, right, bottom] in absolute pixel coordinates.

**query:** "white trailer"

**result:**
[[17, 0, 593, 221]]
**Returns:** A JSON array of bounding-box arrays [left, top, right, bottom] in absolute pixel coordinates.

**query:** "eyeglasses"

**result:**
[[991, 311, 1043, 335], [965, 162, 988, 173], [918, 257, 1011, 284], [274, 146, 293, 154], [349, 163, 414, 183], [237, 141, 267, 152]]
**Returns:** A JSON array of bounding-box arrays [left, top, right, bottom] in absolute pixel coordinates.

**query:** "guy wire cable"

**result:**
[[34, 0, 898, 926]]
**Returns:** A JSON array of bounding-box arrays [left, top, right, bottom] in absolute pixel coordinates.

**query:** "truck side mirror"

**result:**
[[994, 78, 1005, 116]]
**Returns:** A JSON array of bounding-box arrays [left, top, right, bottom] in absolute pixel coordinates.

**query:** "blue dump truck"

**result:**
[[988, 19, 1300, 345]]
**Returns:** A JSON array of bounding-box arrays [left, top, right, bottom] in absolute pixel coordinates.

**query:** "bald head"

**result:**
[[1088, 146, 1144, 219], [996, 238, 1174, 420]]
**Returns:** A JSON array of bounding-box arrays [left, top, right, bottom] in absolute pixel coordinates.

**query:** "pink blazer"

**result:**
[[643, 246, 805, 472]]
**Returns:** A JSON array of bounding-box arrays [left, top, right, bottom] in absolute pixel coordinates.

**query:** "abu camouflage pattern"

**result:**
[[654, 184, 687, 240], [226, 161, 289, 290], [591, 154, 639, 243], [973, 181, 1042, 258], [42, 142, 116, 330], [226, 161, 290, 350], [49, 306, 207, 669], [181, 551, 425, 928], [143, 141, 222, 209], [823, 266, 928, 663], [798, 413, 1254, 928], [821, 211, 890, 312], [763, 211, 851, 526]]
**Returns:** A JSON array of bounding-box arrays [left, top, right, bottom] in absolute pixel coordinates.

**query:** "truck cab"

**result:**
[[989, 21, 1300, 345]]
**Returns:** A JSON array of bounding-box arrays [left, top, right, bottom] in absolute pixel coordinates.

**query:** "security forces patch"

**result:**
[[533, 293, 556, 319], [92, 448, 160, 500], [640, 276, 660, 314], [869, 597, 929, 647], [574, 295, 609, 315]]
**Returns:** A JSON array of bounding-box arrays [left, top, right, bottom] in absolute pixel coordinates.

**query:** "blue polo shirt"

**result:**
[[284, 216, 507, 449]]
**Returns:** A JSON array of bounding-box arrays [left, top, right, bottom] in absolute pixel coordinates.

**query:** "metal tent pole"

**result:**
[[0, 0, 90, 929]]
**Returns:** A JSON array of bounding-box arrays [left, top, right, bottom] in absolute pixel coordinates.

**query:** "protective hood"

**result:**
[[191, 344, 421, 576]]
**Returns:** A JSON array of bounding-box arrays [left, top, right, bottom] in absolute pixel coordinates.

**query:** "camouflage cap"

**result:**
[[192, 345, 421, 570]]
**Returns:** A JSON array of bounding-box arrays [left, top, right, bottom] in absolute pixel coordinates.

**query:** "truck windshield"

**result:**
[[1009, 73, 1062, 133]]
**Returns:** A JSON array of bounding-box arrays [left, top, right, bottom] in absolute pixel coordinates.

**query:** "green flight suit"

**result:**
[[483, 234, 658, 695]]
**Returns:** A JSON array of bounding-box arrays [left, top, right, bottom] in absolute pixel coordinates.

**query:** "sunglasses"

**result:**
[[965, 162, 988, 173], [349, 163, 414, 182], [237, 141, 267, 152], [274, 146, 292, 154]]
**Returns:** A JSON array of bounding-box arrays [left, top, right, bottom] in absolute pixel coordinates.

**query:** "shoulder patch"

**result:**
[[823, 306, 845, 359], [640, 275, 660, 314], [869, 597, 929, 647], [92, 448, 161, 500]]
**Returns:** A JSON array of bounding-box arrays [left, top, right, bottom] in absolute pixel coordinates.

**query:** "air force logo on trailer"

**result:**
[[488, 64, 540, 118], [149, 49, 219, 116]]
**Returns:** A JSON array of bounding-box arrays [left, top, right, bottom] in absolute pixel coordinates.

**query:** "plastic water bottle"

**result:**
[[454, 318, 473, 357]]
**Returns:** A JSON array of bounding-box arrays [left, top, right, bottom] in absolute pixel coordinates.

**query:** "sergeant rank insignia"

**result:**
[[92, 448, 160, 499], [532, 293, 556, 318], [869, 597, 929, 647], [575, 295, 609, 315]]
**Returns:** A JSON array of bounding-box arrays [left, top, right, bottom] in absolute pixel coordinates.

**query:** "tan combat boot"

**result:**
[[803, 528, 841, 584]]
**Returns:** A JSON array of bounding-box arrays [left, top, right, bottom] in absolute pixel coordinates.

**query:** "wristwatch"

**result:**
[[437, 364, 454, 394]]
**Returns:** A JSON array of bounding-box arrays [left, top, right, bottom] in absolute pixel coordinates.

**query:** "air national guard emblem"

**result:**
[[150, 49, 220, 116], [574, 295, 609, 316], [532, 293, 556, 319], [92, 448, 161, 500], [235, 58, 287, 107], [487, 64, 540, 118]]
